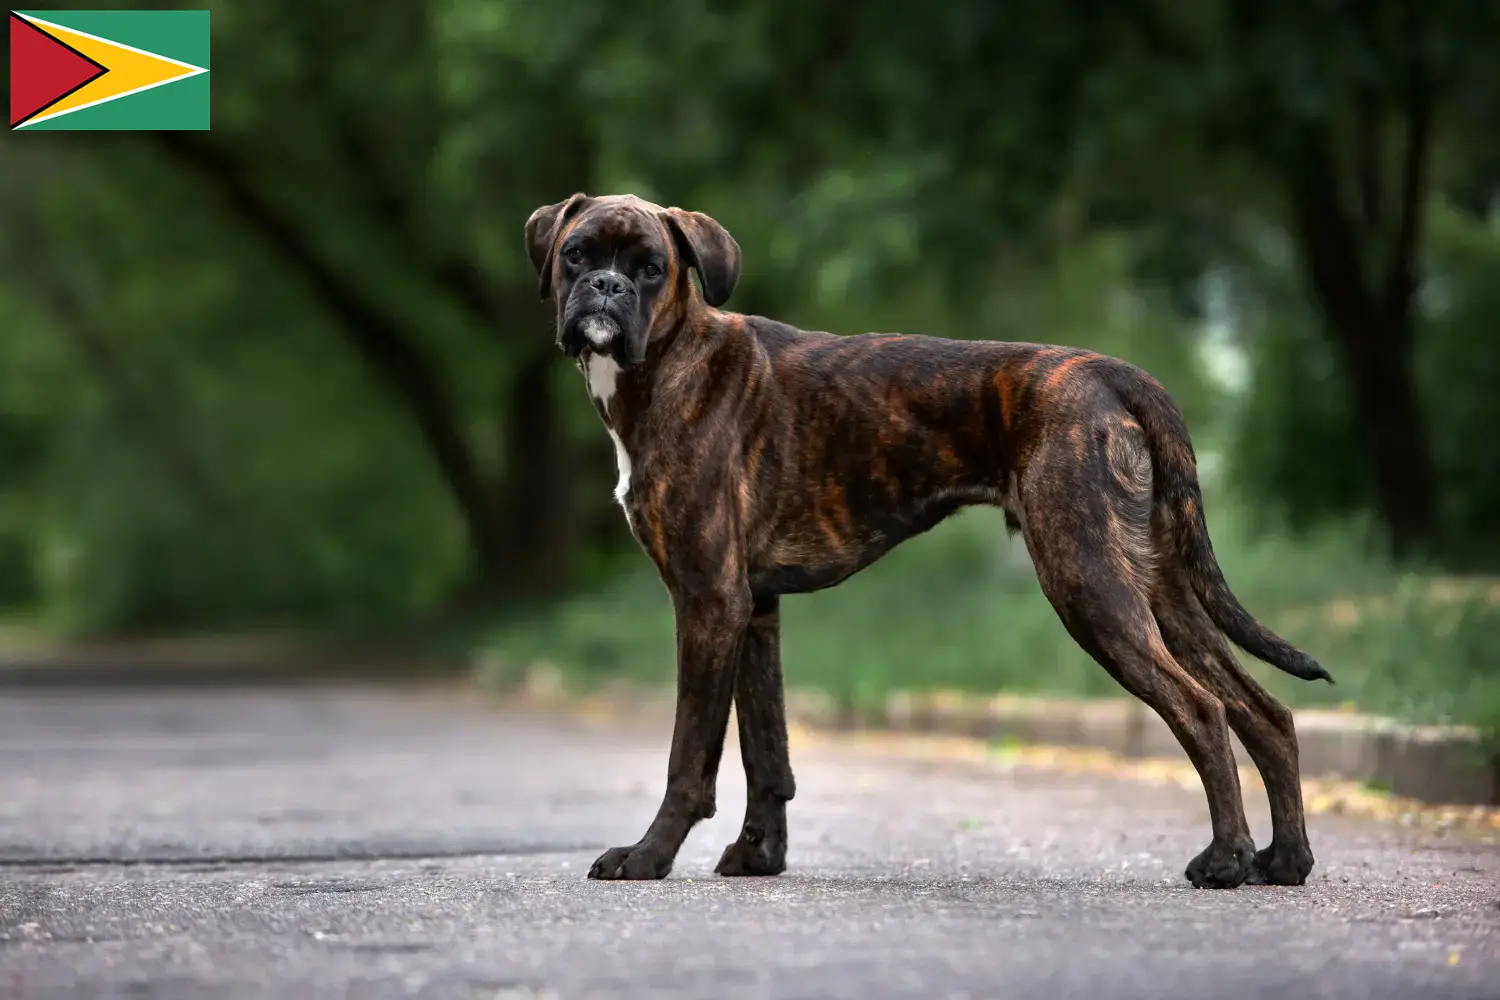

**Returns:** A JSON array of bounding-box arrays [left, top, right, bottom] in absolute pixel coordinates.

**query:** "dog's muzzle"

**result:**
[[560, 312, 627, 362], [560, 270, 638, 360]]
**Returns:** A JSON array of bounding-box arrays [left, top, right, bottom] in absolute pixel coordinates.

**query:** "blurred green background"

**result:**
[[2, 0, 1497, 734]]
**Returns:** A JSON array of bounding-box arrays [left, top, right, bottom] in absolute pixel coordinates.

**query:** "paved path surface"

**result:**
[[1, 687, 1496, 999]]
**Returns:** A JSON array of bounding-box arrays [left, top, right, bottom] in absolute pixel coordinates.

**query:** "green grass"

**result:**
[[0, 610, 49, 650], [475, 493, 1500, 742]]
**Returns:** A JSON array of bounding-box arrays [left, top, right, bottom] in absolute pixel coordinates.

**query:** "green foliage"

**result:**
[[1295, 585, 1500, 734], [1419, 208, 1500, 567], [0, 146, 469, 633], [1229, 312, 1372, 536], [1, 0, 1499, 652], [1230, 208, 1500, 564], [477, 489, 1500, 731]]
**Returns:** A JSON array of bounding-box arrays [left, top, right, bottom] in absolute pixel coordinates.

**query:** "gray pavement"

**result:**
[[0, 686, 1496, 999]]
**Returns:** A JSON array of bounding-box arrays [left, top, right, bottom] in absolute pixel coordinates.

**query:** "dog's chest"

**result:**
[[583, 353, 636, 530]]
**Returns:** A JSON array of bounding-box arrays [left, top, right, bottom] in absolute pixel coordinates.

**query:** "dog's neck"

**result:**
[[578, 297, 747, 431]]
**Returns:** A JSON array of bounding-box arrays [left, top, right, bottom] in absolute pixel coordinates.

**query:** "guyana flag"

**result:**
[[9, 9, 209, 130]]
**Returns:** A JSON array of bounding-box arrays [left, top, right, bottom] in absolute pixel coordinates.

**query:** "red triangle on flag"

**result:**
[[9, 13, 109, 128]]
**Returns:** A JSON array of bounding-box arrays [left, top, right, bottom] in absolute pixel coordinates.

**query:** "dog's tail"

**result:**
[[1101, 362, 1334, 684]]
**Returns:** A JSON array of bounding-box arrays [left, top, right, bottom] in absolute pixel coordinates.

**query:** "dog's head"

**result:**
[[524, 193, 741, 366]]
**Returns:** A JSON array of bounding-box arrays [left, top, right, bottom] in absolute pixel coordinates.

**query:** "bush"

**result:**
[[476, 489, 1500, 733]]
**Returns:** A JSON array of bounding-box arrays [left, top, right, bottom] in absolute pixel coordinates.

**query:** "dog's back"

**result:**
[[739, 318, 1329, 685]]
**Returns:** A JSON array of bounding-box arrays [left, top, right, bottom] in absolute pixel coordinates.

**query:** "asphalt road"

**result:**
[[1, 686, 1496, 1000]]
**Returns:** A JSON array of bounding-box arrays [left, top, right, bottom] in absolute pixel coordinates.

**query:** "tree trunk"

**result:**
[[154, 132, 514, 585], [1331, 324, 1436, 558], [480, 340, 576, 602], [1283, 131, 1438, 559]]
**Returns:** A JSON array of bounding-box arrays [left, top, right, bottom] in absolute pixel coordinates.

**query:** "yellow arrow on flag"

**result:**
[[17, 14, 207, 126]]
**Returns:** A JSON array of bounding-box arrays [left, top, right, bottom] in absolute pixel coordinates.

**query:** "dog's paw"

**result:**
[[1184, 839, 1256, 890], [715, 836, 786, 877], [587, 843, 674, 880], [1245, 841, 1314, 887]]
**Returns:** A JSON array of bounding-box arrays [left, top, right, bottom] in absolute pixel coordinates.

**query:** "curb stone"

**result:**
[[7, 642, 1494, 809], [785, 687, 1498, 808], [0, 639, 462, 689]]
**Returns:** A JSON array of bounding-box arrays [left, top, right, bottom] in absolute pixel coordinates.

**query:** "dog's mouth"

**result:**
[[579, 314, 620, 349], [560, 311, 622, 359], [563, 311, 648, 368]]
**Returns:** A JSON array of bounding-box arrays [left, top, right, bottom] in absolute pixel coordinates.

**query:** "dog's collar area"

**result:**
[[577, 345, 645, 372], [576, 347, 659, 417]]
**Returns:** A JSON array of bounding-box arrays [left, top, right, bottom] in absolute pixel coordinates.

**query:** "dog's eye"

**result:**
[[564, 247, 585, 266], [643, 263, 663, 279]]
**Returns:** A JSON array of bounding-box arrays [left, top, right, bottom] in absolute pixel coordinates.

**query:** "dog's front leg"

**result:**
[[588, 584, 751, 880]]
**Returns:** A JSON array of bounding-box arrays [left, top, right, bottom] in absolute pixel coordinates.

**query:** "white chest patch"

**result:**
[[584, 352, 633, 525], [585, 351, 621, 406], [607, 428, 633, 508]]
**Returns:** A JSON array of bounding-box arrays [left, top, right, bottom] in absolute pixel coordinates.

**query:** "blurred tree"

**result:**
[[1229, 203, 1500, 570], [637, 0, 1500, 561], [1170, 0, 1500, 560], [143, 0, 583, 604], [3, 0, 1498, 634]]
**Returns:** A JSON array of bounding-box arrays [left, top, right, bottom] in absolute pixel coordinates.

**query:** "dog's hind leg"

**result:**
[[716, 594, 796, 876], [1152, 577, 1315, 885], [1020, 428, 1256, 889]]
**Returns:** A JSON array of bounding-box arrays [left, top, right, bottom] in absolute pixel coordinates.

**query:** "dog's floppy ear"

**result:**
[[525, 193, 591, 300], [664, 208, 741, 308]]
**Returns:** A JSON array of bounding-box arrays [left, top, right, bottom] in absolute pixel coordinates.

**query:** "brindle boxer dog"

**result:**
[[524, 192, 1334, 890]]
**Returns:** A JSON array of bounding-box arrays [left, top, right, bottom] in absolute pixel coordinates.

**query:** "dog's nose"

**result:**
[[590, 272, 629, 298]]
